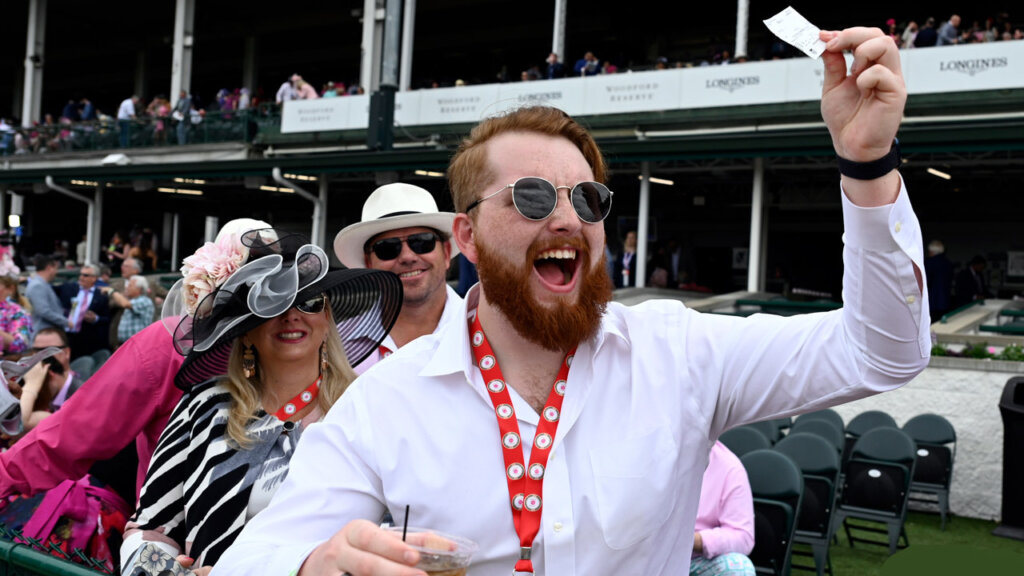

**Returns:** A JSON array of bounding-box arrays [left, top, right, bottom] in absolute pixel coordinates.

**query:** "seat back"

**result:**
[[720, 426, 772, 458], [69, 355, 97, 381], [902, 413, 956, 488], [742, 449, 803, 576], [843, 410, 899, 466], [91, 348, 112, 368], [774, 432, 840, 538], [789, 418, 844, 455], [747, 419, 783, 444], [846, 410, 898, 437], [840, 427, 917, 516], [794, 408, 845, 434]]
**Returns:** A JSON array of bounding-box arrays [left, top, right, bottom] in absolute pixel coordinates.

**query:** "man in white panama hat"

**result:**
[[333, 182, 463, 373]]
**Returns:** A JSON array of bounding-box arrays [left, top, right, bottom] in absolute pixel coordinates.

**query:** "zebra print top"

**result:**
[[122, 378, 316, 570]]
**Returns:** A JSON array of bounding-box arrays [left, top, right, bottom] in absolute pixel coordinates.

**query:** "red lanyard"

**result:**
[[272, 377, 320, 421], [470, 315, 575, 574], [378, 344, 393, 359]]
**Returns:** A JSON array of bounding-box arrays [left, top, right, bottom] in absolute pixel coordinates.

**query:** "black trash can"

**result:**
[[994, 376, 1024, 540]]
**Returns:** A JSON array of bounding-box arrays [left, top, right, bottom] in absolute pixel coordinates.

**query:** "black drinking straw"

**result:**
[[402, 504, 410, 541]]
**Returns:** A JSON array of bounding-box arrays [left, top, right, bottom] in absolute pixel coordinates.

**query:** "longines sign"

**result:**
[[282, 42, 1022, 133]]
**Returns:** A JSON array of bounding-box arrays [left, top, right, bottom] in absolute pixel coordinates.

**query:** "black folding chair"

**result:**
[[742, 449, 804, 576], [832, 427, 916, 555], [841, 410, 898, 469], [775, 432, 841, 576], [902, 413, 957, 530]]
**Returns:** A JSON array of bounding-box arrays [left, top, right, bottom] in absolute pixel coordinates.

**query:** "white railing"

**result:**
[[282, 41, 1024, 134]]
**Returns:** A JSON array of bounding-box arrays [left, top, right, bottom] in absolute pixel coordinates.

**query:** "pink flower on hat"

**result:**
[[180, 233, 249, 317]]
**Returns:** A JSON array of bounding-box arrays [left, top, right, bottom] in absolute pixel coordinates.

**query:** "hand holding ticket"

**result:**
[[763, 6, 828, 59]]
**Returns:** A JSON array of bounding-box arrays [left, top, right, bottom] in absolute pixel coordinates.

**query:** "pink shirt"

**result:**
[[694, 441, 755, 559], [0, 320, 184, 503]]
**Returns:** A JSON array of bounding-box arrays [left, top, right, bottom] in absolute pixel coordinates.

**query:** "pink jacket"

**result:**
[[0, 321, 184, 503], [694, 441, 756, 559]]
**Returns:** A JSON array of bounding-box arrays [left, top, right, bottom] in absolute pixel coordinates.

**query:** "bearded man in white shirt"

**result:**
[[215, 27, 929, 576]]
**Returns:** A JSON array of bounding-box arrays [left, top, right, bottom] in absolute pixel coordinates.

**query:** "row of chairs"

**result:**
[[724, 409, 957, 576], [68, 348, 112, 380]]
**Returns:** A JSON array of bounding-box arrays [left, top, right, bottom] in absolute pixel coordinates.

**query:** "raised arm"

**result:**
[[819, 27, 905, 209]]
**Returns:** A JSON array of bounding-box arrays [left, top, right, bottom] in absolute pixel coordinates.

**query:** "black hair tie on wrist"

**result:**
[[837, 138, 901, 180]]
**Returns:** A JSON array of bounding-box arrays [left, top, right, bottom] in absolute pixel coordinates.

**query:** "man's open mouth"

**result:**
[[534, 248, 580, 287]]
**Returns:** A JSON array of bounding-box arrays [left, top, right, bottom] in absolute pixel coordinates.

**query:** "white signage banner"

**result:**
[[581, 70, 682, 116], [280, 42, 1024, 133], [416, 85, 501, 126], [281, 98, 359, 133], [682, 61, 789, 108], [903, 42, 1023, 95], [494, 78, 584, 116]]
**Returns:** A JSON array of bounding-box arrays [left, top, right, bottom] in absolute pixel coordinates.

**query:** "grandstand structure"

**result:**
[[1, 1, 1022, 297]]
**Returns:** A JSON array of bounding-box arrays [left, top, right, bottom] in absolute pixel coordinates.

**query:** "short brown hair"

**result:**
[[447, 106, 607, 214]]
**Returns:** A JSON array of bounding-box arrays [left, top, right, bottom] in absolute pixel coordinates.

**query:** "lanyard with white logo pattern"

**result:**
[[470, 314, 574, 575]]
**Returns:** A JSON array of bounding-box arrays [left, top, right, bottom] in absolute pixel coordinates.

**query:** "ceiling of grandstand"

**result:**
[[0, 0, 1012, 119]]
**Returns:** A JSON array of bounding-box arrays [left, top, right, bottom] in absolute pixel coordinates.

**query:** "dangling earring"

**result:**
[[320, 341, 328, 376], [242, 344, 257, 379]]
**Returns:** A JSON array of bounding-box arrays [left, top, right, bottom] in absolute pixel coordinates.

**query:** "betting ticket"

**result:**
[[763, 6, 828, 59]]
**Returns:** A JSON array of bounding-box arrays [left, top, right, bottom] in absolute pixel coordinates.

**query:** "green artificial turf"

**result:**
[[790, 511, 1024, 576]]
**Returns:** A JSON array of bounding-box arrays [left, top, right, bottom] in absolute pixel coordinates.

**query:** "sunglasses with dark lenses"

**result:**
[[294, 294, 327, 315], [366, 232, 440, 261], [465, 177, 614, 223]]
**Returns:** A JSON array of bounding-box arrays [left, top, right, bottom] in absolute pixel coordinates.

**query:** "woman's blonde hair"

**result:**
[[0, 276, 31, 311], [221, 300, 356, 448]]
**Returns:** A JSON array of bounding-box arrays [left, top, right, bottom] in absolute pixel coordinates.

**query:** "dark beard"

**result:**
[[475, 236, 613, 352]]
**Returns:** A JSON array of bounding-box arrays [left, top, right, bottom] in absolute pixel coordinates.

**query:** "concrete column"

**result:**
[[204, 216, 219, 243], [747, 157, 765, 292], [636, 162, 651, 289], [317, 174, 329, 249], [171, 0, 196, 99], [399, 0, 416, 91], [242, 36, 257, 94], [735, 0, 749, 59], [92, 184, 103, 266], [171, 213, 181, 270], [360, 0, 384, 92], [135, 51, 147, 99], [21, 0, 47, 127], [552, 0, 567, 62]]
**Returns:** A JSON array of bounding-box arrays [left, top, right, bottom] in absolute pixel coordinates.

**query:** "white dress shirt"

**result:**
[[353, 284, 463, 375], [117, 98, 135, 120], [213, 184, 929, 576]]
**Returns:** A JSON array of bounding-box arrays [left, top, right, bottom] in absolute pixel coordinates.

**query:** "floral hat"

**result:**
[[168, 228, 402, 390]]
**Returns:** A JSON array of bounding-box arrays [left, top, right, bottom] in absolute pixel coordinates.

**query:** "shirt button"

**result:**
[[906, 295, 916, 304], [553, 522, 564, 532], [894, 221, 902, 233]]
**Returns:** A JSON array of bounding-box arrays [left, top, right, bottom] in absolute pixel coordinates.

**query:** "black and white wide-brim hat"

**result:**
[[168, 229, 402, 390]]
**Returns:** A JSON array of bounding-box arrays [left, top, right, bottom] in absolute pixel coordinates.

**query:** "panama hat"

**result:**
[[170, 228, 402, 390], [332, 183, 458, 268]]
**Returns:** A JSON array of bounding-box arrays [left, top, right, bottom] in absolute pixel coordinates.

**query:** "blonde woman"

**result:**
[[120, 229, 401, 575]]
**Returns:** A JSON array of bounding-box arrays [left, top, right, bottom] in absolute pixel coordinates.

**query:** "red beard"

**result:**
[[475, 236, 613, 352]]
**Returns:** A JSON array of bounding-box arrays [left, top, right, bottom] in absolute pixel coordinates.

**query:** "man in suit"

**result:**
[[26, 255, 67, 332], [952, 254, 991, 309], [57, 264, 111, 360], [613, 230, 639, 288]]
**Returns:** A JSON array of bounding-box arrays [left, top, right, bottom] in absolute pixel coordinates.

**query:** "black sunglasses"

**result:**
[[366, 232, 440, 261], [294, 294, 327, 315], [465, 177, 613, 223]]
